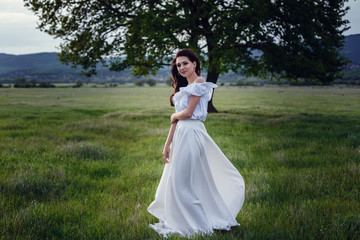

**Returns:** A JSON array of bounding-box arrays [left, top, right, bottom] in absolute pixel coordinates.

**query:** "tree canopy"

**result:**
[[25, 0, 350, 110]]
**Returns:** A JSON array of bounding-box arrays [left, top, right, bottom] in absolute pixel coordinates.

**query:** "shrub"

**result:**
[[73, 79, 83, 88], [39, 81, 55, 88], [165, 77, 172, 87], [146, 79, 157, 87], [13, 78, 27, 88], [134, 79, 144, 86], [231, 80, 263, 86], [29, 79, 38, 87]]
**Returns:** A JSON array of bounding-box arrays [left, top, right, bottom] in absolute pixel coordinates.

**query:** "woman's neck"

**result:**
[[186, 73, 198, 85]]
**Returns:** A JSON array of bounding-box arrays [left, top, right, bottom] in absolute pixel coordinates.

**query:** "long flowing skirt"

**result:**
[[148, 119, 245, 237]]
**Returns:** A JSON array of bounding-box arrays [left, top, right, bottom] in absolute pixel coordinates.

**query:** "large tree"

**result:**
[[25, 0, 350, 111]]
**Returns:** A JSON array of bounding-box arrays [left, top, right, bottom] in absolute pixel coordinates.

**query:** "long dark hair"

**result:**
[[170, 49, 201, 106]]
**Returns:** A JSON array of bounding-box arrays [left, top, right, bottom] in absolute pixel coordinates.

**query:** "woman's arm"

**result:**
[[171, 95, 201, 123], [171, 77, 205, 123], [162, 121, 177, 163]]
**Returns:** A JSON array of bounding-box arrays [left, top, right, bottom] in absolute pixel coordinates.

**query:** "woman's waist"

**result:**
[[174, 109, 207, 120], [177, 118, 204, 127], [179, 118, 203, 122]]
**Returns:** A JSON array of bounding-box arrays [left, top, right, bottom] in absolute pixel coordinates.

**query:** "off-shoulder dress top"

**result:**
[[172, 82, 217, 121]]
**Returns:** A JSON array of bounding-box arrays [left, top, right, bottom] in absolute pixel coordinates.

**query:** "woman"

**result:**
[[148, 49, 245, 237]]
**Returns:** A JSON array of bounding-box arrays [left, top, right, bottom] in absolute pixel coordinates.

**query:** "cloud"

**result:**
[[345, 1, 360, 35], [0, 0, 61, 54], [0, 0, 31, 13], [0, 12, 37, 24]]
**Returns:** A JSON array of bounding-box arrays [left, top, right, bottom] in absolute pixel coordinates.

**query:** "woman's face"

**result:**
[[176, 56, 196, 78]]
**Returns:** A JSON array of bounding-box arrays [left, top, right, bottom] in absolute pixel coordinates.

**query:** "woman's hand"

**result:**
[[162, 145, 170, 163], [171, 113, 178, 124]]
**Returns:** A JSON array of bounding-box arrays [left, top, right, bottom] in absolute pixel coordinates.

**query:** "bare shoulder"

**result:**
[[195, 77, 206, 83]]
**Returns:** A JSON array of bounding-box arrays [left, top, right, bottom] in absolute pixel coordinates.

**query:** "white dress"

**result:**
[[148, 82, 245, 237]]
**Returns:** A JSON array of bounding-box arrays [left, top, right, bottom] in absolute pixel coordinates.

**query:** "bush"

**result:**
[[146, 79, 157, 87], [230, 80, 263, 86], [39, 81, 55, 88], [165, 77, 172, 87], [29, 79, 38, 87], [134, 79, 144, 86], [13, 78, 27, 88], [13, 78, 55, 88], [73, 79, 83, 88]]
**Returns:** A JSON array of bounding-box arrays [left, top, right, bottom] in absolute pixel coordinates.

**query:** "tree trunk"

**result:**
[[202, 16, 220, 113], [206, 64, 220, 113], [208, 90, 217, 113]]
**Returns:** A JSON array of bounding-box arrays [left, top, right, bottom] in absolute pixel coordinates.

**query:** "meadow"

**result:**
[[0, 85, 359, 239]]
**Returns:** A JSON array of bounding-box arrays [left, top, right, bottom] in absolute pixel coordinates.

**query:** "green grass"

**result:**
[[0, 86, 359, 239]]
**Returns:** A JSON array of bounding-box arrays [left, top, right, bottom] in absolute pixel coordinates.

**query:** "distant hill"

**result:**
[[0, 52, 82, 82], [0, 52, 71, 74], [0, 52, 169, 83], [342, 34, 360, 65], [1, 33, 360, 83], [340, 34, 360, 82]]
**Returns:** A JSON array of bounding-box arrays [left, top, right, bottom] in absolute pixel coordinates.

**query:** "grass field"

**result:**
[[0, 86, 359, 239]]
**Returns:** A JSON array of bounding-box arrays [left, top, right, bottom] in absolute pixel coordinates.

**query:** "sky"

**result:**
[[0, 0, 359, 55]]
